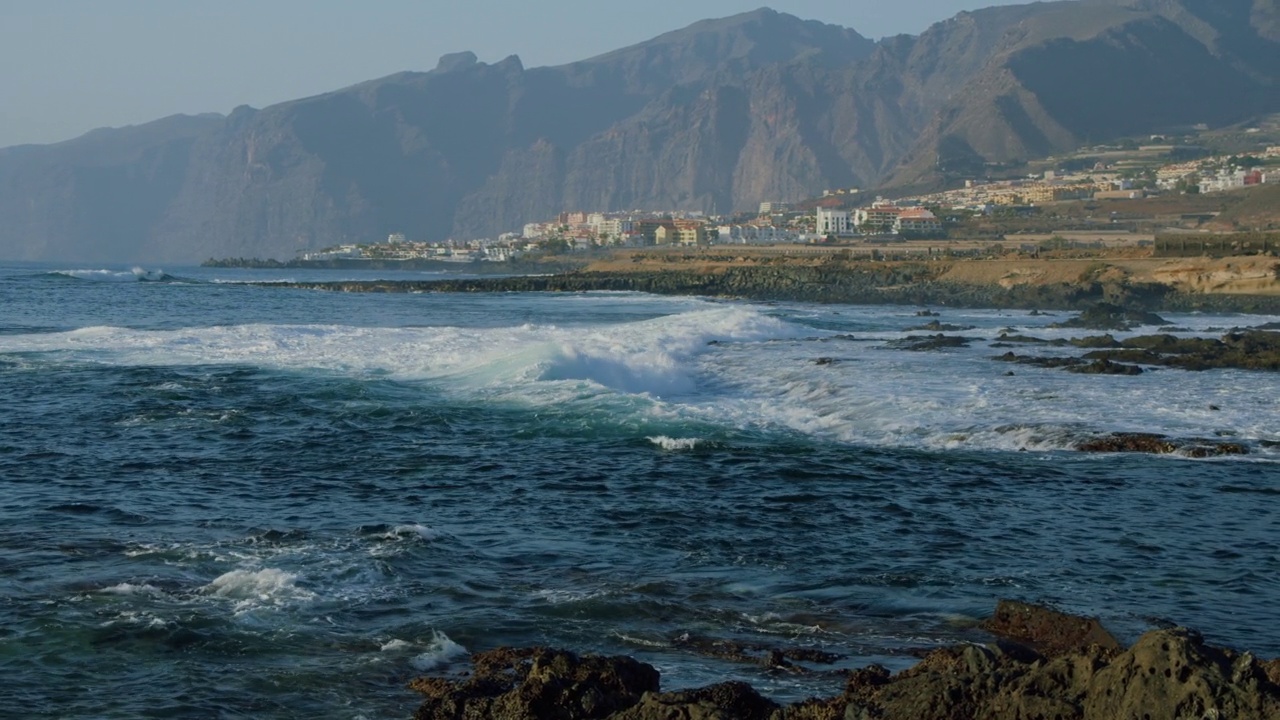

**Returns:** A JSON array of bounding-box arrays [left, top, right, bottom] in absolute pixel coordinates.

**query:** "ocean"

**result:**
[[1, 262, 1277, 718]]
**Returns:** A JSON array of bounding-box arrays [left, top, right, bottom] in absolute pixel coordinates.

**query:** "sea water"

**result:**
[[1, 261, 1277, 718]]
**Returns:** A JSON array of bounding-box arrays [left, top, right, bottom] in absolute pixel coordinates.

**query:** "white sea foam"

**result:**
[[410, 631, 468, 671], [742, 612, 824, 635], [532, 588, 611, 605], [672, 305, 1280, 457], [0, 305, 804, 395], [613, 633, 668, 648], [386, 524, 443, 541], [52, 267, 169, 282], [381, 639, 412, 652], [99, 582, 164, 597], [2, 301, 1277, 457], [369, 525, 446, 556], [201, 568, 315, 612], [648, 436, 702, 451], [99, 610, 169, 629]]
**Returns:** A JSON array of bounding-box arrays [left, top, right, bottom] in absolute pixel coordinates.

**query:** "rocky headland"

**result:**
[[408, 600, 1280, 720], [260, 253, 1280, 314]]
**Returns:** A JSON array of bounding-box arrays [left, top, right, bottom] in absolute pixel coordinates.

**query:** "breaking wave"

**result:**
[[201, 568, 316, 612], [648, 436, 703, 451], [409, 631, 468, 671], [0, 303, 1276, 457], [45, 267, 185, 283]]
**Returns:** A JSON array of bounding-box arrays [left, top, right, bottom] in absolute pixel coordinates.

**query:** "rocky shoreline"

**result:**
[[408, 601, 1280, 720], [257, 263, 1280, 314]]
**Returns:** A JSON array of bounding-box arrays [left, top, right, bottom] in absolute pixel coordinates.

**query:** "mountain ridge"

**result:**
[[1, 0, 1276, 262]]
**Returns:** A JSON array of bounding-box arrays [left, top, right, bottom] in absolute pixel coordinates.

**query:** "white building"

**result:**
[[816, 208, 851, 236], [301, 244, 364, 261], [1199, 169, 1249, 193], [714, 224, 794, 244]]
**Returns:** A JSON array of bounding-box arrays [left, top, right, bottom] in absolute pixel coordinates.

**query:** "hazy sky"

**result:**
[[0, 0, 1028, 148]]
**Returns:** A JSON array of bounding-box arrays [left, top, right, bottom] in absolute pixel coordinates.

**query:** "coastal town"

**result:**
[[297, 144, 1278, 264]]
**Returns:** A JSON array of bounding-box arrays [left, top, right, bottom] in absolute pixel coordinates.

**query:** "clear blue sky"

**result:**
[[0, 0, 1027, 148]]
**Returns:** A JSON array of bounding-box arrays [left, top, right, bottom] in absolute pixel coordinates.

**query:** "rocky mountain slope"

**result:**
[[0, 0, 1276, 262]]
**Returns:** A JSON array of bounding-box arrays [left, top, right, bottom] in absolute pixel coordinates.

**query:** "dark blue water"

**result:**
[[1, 262, 1278, 719]]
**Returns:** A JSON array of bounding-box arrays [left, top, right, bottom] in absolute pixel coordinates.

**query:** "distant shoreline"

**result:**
[[252, 252, 1280, 314], [201, 256, 588, 274]]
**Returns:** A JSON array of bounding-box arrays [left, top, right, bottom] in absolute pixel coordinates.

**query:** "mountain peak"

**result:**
[[436, 51, 479, 73]]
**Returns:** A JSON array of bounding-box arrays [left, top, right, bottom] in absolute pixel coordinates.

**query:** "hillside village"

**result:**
[[299, 144, 1279, 264]]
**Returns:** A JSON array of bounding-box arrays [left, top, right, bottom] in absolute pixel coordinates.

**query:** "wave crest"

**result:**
[[46, 267, 179, 283], [410, 631, 468, 671], [648, 436, 702, 451], [201, 568, 315, 612]]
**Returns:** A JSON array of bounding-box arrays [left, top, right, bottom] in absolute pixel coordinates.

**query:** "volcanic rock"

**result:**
[[611, 682, 779, 720], [670, 633, 842, 671], [981, 600, 1120, 659], [1068, 334, 1122, 349], [993, 352, 1086, 369], [1076, 433, 1248, 457], [993, 333, 1052, 344], [1050, 302, 1167, 331], [1066, 358, 1144, 375], [1079, 628, 1280, 720], [886, 334, 972, 351], [905, 320, 976, 332], [409, 602, 1280, 720], [409, 646, 659, 720]]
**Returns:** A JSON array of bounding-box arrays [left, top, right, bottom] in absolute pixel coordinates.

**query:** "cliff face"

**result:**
[[883, 0, 1280, 189], [0, 1, 1276, 262], [0, 115, 223, 263]]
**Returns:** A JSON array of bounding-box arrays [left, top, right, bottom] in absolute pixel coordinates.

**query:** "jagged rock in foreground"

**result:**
[[409, 602, 1280, 720], [980, 599, 1121, 658], [409, 647, 659, 719]]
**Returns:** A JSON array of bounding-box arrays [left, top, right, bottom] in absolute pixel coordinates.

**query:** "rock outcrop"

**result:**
[[981, 599, 1121, 658], [261, 266, 1280, 314], [1075, 433, 1249, 457], [410, 602, 1280, 720], [1049, 302, 1168, 331], [996, 328, 1280, 374], [1084, 330, 1280, 372], [409, 647, 659, 720]]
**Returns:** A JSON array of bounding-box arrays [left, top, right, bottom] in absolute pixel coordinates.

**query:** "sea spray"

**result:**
[[410, 631, 468, 671], [648, 436, 702, 451], [201, 568, 316, 612]]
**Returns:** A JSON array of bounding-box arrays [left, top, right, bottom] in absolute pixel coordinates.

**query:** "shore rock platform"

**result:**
[[257, 263, 1280, 315], [409, 601, 1280, 720]]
